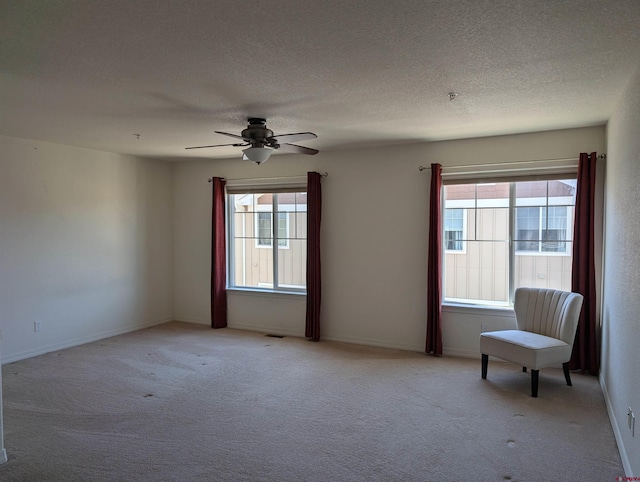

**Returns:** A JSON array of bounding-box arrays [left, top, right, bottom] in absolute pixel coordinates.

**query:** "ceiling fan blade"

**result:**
[[271, 132, 317, 143], [214, 130, 246, 140], [185, 142, 248, 150], [278, 143, 319, 155]]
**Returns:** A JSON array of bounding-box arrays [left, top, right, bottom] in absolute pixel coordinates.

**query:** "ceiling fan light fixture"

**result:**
[[242, 146, 273, 164]]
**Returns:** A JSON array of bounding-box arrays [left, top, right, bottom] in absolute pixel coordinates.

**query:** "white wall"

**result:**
[[0, 136, 174, 363], [173, 126, 605, 354], [602, 64, 640, 476]]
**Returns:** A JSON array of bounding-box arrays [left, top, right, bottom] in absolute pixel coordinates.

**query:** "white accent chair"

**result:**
[[480, 287, 584, 398]]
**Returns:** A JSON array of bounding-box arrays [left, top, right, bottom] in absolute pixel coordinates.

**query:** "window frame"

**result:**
[[227, 188, 307, 294], [442, 177, 576, 307]]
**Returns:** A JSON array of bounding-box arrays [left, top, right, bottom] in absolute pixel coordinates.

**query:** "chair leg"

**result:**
[[531, 369, 539, 398], [481, 354, 488, 379], [563, 362, 572, 386], [522, 366, 527, 372]]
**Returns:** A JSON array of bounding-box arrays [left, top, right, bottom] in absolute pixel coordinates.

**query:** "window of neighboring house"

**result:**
[[443, 179, 576, 307], [228, 190, 307, 292], [515, 206, 569, 253], [257, 212, 288, 248], [444, 208, 465, 251]]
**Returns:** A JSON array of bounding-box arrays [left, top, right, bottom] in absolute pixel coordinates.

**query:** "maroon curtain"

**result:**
[[569, 152, 598, 374], [305, 172, 322, 341], [211, 177, 227, 329], [426, 163, 443, 355]]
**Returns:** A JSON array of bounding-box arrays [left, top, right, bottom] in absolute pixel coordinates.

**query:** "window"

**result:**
[[515, 206, 569, 253], [444, 208, 465, 251], [257, 212, 288, 248], [443, 179, 576, 306], [228, 191, 307, 292]]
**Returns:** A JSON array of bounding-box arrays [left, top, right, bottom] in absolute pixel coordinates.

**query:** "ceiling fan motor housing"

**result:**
[[241, 118, 275, 148]]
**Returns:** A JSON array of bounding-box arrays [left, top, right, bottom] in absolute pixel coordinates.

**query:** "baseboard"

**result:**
[[227, 321, 304, 338], [174, 317, 304, 337], [175, 320, 424, 352], [181, 321, 476, 356], [173, 315, 210, 326], [600, 374, 633, 477], [1, 317, 173, 364], [320, 333, 424, 353]]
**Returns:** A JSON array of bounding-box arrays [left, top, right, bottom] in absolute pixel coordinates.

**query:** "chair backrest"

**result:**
[[514, 287, 584, 344]]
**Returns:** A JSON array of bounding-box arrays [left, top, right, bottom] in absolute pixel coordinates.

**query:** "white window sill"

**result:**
[[227, 287, 306, 299], [442, 302, 514, 317]]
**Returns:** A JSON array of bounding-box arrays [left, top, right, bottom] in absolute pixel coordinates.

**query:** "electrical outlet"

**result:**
[[628, 407, 635, 437], [34, 320, 42, 332]]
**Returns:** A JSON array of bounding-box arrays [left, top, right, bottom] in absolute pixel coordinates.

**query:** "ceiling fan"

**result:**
[[186, 118, 319, 164]]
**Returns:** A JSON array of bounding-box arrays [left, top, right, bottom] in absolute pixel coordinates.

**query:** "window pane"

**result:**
[[295, 192, 308, 208], [443, 178, 575, 306], [276, 192, 306, 241], [444, 240, 509, 305], [295, 212, 307, 239], [444, 184, 476, 239], [542, 206, 567, 252], [258, 212, 272, 246], [548, 180, 577, 206], [513, 181, 573, 254], [233, 212, 249, 239], [444, 184, 476, 202], [233, 237, 274, 289], [475, 207, 509, 241], [515, 206, 540, 252], [277, 239, 306, 289], [229, 191, 306, 292], [444, 208, 464, 251], [277, 212, 287, 247], [477, 183, 509, 207], [444, 208, 463, 227], [514, 241, 573, 292], [515, 181, 547, 206]]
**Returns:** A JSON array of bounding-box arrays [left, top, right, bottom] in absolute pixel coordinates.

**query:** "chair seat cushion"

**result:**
[[480, 330, 572, 370]]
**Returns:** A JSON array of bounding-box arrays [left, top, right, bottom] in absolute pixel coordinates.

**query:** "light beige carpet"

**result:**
[[1, 321, 623, 481]]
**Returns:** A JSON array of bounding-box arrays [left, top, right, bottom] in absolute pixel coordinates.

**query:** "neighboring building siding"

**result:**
[[514, 253, 572, 290], [444, 180, 574, 303], [445, 208, 509, 303], [233, 208, 306, 289], [445, 212, 573, 302]]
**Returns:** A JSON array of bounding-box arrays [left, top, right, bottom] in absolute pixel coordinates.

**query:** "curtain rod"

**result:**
[[418, 153, 606, 172], [208, 172, 328, 183]]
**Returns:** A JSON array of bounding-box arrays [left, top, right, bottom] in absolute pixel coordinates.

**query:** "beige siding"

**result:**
[[514, 254, 572, 291], [234, 209, 306, 288], [445, 206, 572, 303]]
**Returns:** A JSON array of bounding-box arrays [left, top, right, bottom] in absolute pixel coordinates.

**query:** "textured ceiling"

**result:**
[[1, 0, 640, 161]]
